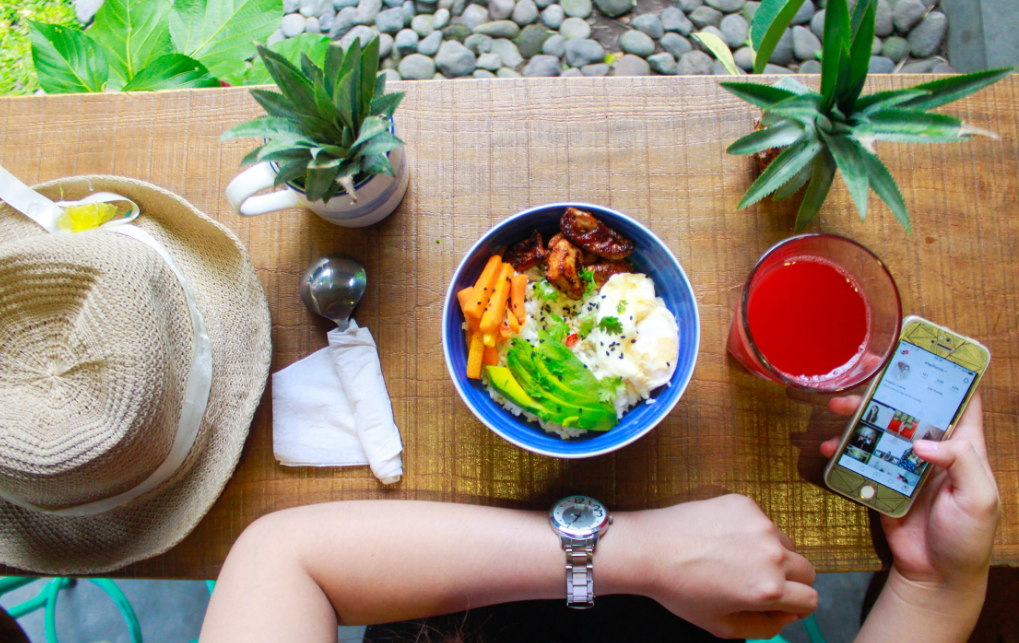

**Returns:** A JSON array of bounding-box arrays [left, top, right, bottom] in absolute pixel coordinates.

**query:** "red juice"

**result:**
[[746, 257, 870, 381]]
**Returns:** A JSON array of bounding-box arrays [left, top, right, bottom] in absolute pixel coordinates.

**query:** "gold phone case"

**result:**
[[823, 316, 990, 517]]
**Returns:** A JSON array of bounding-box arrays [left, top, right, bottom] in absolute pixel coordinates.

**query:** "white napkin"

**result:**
[[272, 320, 403, 484]]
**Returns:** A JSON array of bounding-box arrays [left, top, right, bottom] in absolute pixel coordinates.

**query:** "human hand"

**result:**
[[821, 394, 999, 592], [622, 494, 817, 639]]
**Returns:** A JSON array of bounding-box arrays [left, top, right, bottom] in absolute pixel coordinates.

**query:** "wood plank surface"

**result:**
[[1, 76, 1017, 578]]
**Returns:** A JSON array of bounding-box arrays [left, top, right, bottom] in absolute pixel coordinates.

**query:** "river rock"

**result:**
[[436, 39, 477, 75], [74, 0, 104, 23], [677, 0, 702, 11], [619, 30, 655, 57], [402, 0, 415, 24], [473, 20, 521, 37], [412, 13, 435, 36], [461, 3, 490, 29], [476, 51, 503, 69], [661, 7, 693, 35], [497, 67, 523, 76], [874, 0, 893, 36], [763, 63, 792, 73], [734, 45, 754, 70], [418, 30, 443, 53], [356, 0, 382, 23], [661, 32, 692, 58], [517, 24, 551, 56], [398, 53, 436, 78], [465, 33, 494, 53], [559, 67, 581, 76], [790, 0, 814, 24], [434, 8, 451, 26], [378, 32, 394, 55], [742, 0, 759, 21], [798, 59, 821, 73], [543, 34, 566, 56], [720, 14, 748, 48], [565, 38, 605, 66], [304, 16, 321, 32], [613, 54, 651, 75], [339, 25, 377, 47], [648, 52, 678, 74], [542, 4, 565, 28], [329, 6, 358, 36], [792, 25, 821, 60], [705, 0, 744, 12], [334, 0, 358, 7], [689, 6, 722, 28], [932, 62, 954, 73], [559, 17, 591, 39], [489, 0, 514, 19], [471, 68, 494, 77], [810, 9, 824, 38], [561, 0, 593, 17], [513, 0, 539, 24], [678, 49, 712, 74], [868, 55, 894, 73], [881, 36, 909, 61], [908, 11, 946, 58], [267, 28, 286, 44], [594, 0, 633, 18], [632, 14, 665, 39], [893, 0, 925, 33], [534, 0, 553, 7], [376, 6, 406, 32], [443, 22, 472, 40], [282, 13, 308, 37], [769, 27, 794, 65], [492, 38, 524, 66], [582, 63, 610, 75], [523, 54, 561, 76], [396, 28, 420, 53]]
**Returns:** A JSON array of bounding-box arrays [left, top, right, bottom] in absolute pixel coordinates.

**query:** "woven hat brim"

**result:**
[[0, 176, 271, 575]]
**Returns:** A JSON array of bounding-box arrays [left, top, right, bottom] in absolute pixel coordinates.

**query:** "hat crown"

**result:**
[[0, 231, 193, 510]]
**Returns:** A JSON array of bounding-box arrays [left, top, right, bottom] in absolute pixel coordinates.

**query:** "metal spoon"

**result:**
[[299, 254, 367, 331]]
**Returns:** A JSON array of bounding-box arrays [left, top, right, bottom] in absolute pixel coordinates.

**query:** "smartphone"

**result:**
[[824, 315, 990, 517]]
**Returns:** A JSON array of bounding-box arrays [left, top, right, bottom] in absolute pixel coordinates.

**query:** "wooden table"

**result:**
[[1, 76, 1017, 579]]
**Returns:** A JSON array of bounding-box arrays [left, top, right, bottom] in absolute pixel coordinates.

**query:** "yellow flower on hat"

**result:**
[[57, 202, 122, 233]]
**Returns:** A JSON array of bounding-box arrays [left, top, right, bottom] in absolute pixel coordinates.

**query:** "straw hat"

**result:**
[[0, 176, 271, 575]]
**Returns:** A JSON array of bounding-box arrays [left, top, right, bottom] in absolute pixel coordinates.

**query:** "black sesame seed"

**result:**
[[619, 353, 623, 360], [666, 361, 671, 367], [631, 339, 636, 344]]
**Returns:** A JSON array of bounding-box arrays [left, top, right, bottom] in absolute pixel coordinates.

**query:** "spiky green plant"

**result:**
[[721, 0, 1014, 232], [222, 37, 404, 203]]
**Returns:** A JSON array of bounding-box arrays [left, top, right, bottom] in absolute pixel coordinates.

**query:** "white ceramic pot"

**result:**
[[225, 145, 409, 228]]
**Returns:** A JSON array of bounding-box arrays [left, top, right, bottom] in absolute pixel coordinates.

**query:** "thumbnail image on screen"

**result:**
[[838, 340, 976, 497]]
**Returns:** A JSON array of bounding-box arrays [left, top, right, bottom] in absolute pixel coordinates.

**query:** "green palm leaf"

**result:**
[[738, 130, 822, 209]]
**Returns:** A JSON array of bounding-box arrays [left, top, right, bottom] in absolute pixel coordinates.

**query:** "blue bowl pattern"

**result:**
[[442, 203, 700, 458]]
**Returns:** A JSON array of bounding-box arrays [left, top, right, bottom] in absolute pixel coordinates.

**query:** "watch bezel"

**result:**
[[549, 495, 611, 540]]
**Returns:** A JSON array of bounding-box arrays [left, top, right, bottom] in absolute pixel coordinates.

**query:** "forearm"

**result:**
[[200, 500, 649, 643], [855, 568, 987, 643]]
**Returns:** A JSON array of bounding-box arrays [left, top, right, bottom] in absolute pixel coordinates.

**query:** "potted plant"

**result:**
[[223, 37, 408, 228], [720, 0, 1014, 232]]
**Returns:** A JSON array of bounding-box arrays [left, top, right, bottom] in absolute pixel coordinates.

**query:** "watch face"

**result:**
[[552, 496, 607, 533]]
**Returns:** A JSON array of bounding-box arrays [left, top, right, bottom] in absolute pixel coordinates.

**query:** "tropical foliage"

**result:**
[[722, 0, 1014, 231], [221, 38, 405, 203], [1, 0, 76, 95]]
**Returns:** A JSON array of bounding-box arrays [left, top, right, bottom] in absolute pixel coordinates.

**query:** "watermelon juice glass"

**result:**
[[727, 234, 902, 393]]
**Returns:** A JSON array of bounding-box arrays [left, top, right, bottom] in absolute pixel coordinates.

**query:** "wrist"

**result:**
[[596, 510, 660, 598], [887, 565, 988, 618]]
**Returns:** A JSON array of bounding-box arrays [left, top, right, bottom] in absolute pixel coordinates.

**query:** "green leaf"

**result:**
[[820, 131, 869, 220], [727, 119, 804, 155], [766, 93, 823, 124], [249, 88, 300, 119], [840, 0, 874, 111], [849, 0, 873, 38], [233, 34, 330, 86], [220, 116, 303, 140], [361, 153, 395, 176], [737, 129, 822, 208], [89, 0, 172, 87], [860, 148, 909, 232], [122, 53, 220, 91], [340, 38, 363, 124], [853, 89, 930, 115], [750, 0, 808, 74], [359, 37, 381, 120], [897, 67, 1017, 111], [720, 81, 799, 109], [773, 77, 813, 95], [257, 137, 315, 160], [258, 45, 317, 118], [355, 131, 404, 157], [304, 165, 339, 202], [273, 157, 311, 187], [794, 151, 837, 230], [692, 31, 740, 75], [169, 0, 282, 79], [820, 0, 849, 109], [374, 71, 386, 98], [854, 109, 970, 143], [772, 160, 813, 200], [353, 115, 390, 146], [29, 22, 108, 93], [370, 91, 404, 118], [598, 316, 623, 335], [324, 43, 346, 97]]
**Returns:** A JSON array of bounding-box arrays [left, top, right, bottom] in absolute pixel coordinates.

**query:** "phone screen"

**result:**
[[838, 339, 977, 496]]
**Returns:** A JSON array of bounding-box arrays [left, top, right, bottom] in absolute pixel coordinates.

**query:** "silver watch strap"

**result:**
[[564, 538, 595, 609]]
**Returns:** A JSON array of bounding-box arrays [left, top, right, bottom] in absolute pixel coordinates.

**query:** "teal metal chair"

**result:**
[[1, 576, 143, 643], [749, 614, 827, 643]]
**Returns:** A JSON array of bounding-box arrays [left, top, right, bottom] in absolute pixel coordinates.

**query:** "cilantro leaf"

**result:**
[[597, 376, 622, 402], [578, 315, 595, 339], [616, 299, 628, 314], [597, 316, 623, 335], [580, 269, 597, 297], [534, 279, 558, 302]]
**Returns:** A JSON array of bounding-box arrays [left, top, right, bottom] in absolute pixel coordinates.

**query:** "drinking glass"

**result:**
[[727, 234, 902, 393]]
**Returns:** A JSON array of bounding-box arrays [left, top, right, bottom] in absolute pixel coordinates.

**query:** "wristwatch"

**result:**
[[549, 495, 612, 609]]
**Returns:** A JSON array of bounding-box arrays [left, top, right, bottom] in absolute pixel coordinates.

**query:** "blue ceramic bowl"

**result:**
[[442, 203, 700, 458]]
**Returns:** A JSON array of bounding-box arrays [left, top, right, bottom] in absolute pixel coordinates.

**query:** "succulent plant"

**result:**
[[222, 37, 404, 204], [721, 0, 1014, 232]]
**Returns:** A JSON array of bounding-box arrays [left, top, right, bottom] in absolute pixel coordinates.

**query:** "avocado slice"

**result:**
[[530, 331, 608, 408], [487, 365, 615, 431]]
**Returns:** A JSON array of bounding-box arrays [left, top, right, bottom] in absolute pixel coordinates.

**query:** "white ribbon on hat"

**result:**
[[0, 165, 213, 517]]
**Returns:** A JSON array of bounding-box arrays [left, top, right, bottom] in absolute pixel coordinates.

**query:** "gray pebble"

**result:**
[[381, 56, 398, 70], [329, 6, 359, 37], [282, 13, 307, 37], [451, 0, 467, 14], [734, 45, 754, 70], [789, 0, 814, 24], [523, 54, 561, 76], [465, 33, 494, 53], [661, 32, 693, 59], [713, 59, 732, 74], [356, 0, 382, 23], [376, 6, 406, 32], [720, 13, 748, 48], [893, 0, 925, 33], [498, 67, 523, 76], [418, 30, 444, 53], [561, 0, 593, 17], [932, 62, 955, 73], [534, 0, 554, 7], [517, 23, 551, 57], [613, 53, 651, 75], [320, 10, 335, 29], [461, 4, 490, 29], [632, 13, 665, 39], [378, 32, 394, 55], [810, 9, 824, 38], [619, 30, 655, 57], [473, 68, 497, 77], [333, 0, 358, 8], [872, 36, 882, 55], [699, 25, 727, 46], [473, 20, 521, 37], [868, 55, 894, 73], [562, 67, 585, 76], [384, 0, 403, 7], [301, 0, 331, 16], [382, 68, 401, 81], [512, 0, 540, 24], [402, 1, 416, 25], [433, 71, 446, 78], [305, 15, 322, 32], [875, 0, 893, 36], [882, 36, 908, 61], [908, 11, 946, 58], [677, 0, 702, 12], [742, 0, 759, 22], [412, 14, 435, 36], [443, 20, 472, 40], [648, 51, 678, 74], [542, 4, 565, 28], [769, 27, 794, 65], [689, 6, 722, 28], [492, 38, 524, 66], [267, 28, 287, 45], [678, 49, 713, 74], [559, 17, 591, 39], [543, 33, 567, 57], [339, 25, 377, 48], [900, 57, 938, 72], [436, 39, 477, 75], [565, 38, 605, 66], [792, 25, 820, 61], [489, 0, 514, 19], [593, 0, 633, 18], [396, 28, 420, 53], [705, 0, 744, 12], [285, 0, 302, 12], [434, 7, 451, 27], [661, 7, 694, 35], [798, 59, 821, 73], [762, 63, 793, 73], [582, 62, 610, 75], [477, 51, 503, 69]]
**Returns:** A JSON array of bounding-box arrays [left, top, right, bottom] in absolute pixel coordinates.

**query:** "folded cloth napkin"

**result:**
[[272, 320, 403, 484]]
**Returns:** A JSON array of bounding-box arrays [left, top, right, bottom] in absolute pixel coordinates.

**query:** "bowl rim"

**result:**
[[441, 201, 701, 459]]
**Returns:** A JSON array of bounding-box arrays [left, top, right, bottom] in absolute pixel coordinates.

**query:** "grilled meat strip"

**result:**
[[560, 207, 635, 261], [545, 233, 586, 299], [503, 230, 547, 271], [587, 260, 633, 288]]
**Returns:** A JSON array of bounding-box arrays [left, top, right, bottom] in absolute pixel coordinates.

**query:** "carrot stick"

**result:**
[[467, 331, 485, 379], [507, 308, 521, 333], [457, 287, 474, 314], [480, 264, 514, 333], [511, 274, 528, 326], [464, 256, 502, 318], [483, 345, 500, 366], [466, 314, 481, 333]]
